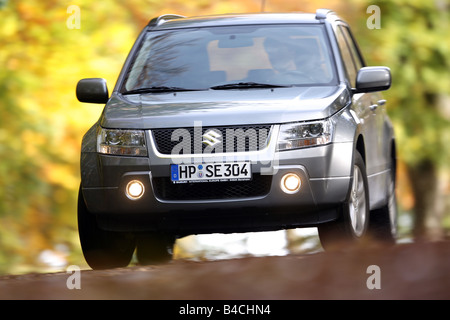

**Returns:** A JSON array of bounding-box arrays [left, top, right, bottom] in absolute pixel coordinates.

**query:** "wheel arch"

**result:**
[[390, 138, 397, 183], [355, 134, 366, 166]]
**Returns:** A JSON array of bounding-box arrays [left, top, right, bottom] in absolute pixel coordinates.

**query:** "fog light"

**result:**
[[126, 180, 145, 200], [281, 173, 301, 194]]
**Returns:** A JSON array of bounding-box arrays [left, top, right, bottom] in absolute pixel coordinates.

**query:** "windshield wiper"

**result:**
[[122, 86, 203, 94], [209, 82, 288, 90]]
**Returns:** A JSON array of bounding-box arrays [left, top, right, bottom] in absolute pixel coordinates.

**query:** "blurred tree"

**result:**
[[0, 0, 140, 273]]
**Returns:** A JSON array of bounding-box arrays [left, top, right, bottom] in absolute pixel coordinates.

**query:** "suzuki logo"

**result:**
[[202, 130, 222, 147]]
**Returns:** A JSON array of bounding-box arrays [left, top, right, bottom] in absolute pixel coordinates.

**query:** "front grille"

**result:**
[[152, 174, 272, 201], [152, 125, 272, 155]]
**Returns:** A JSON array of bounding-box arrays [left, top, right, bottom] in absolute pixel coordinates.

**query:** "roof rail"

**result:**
[[148, 14, 185, 26], [315, 9, 335, 20]]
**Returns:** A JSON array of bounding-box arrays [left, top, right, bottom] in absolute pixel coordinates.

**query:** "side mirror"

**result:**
[[354, 67, 391, 93], [76, 78, 109, 103]]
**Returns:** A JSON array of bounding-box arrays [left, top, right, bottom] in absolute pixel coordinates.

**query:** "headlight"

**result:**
[[277, 119, 333, 150], [97, 128, 147, 156]]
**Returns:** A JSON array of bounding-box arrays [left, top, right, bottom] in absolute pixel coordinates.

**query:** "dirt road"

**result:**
[[0, 241, 449, 300]]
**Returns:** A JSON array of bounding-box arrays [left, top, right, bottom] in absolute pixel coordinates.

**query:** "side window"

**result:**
[[340, 26, 364, 71], [335, 25, 362, 88]]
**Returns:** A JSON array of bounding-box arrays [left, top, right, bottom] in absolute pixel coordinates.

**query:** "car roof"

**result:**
[[149, 11, 342, 30]]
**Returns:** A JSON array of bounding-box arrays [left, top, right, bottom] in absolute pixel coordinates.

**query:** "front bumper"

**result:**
[[81, 132, 354, 234]]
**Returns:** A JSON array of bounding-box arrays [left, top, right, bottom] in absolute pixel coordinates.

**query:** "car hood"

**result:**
[[100, 85, 350, 129]]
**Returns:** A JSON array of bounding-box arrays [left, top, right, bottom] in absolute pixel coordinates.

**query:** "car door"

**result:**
[[334, 24, 386, 203]]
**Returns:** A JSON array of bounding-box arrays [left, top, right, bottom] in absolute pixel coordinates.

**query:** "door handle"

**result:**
[[370, 99, 386, 111]]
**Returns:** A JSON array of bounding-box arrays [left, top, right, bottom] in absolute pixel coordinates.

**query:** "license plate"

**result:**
[[171, 162, 251, 183]]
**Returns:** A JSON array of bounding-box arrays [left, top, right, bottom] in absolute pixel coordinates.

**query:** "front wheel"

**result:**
[[78, 186, 136, 270], [318, 151, 370, 250]]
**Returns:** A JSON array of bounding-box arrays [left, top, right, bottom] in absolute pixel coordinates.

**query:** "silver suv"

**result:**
[[76, 9, 397, 269]]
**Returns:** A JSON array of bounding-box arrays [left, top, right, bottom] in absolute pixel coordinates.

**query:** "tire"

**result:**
[[136, 233, 175, 265], [78, 186, 136, 270], [369, 157, 397, 244], [318, 151, 370, 250]]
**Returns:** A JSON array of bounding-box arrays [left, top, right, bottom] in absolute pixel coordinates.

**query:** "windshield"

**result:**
[[123, 24, 337, 92]]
